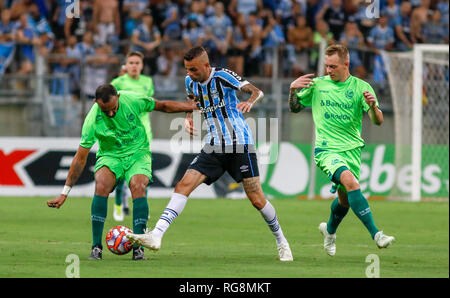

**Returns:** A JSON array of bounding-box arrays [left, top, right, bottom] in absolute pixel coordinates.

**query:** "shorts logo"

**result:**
[[240, 165, 249, 172], [190, 156, 199, 165], [331, 158, 340, 165]]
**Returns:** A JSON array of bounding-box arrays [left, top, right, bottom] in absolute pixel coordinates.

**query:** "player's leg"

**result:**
[[89, 166, 117, 259], [242, 176, 293, 261], [113, 178, 125, 221]]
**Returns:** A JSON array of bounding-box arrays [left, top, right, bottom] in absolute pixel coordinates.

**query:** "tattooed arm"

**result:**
[[288, 73, 315, 113], [289, 88, 305, 113], [237, 82, 264, 113]]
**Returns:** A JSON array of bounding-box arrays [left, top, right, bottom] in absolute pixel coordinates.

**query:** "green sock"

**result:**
[[327, 197, 349, 234], [347, 189, 379, 239], [115, 179, 124, 206], [133, 197, 148, 235], [91, 194, 108, 248], [132, 197, 149, 249]]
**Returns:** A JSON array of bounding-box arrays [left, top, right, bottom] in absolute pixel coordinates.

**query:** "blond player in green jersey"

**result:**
[[110, 51, 154, 221], [47, 84, 197, 260], [288, 44, 394, 256]]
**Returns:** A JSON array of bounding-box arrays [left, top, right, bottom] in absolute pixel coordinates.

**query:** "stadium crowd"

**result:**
[[0, 0, 448, 98]]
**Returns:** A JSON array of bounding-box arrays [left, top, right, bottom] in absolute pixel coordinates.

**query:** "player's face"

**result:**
[[126, 56, 143, 77], [184, 57, 210, 82], [325, 54, 349, 82], [97, 95, 119, 118]]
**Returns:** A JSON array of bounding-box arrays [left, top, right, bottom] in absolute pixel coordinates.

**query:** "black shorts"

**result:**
[[188, 146, 260, 185]]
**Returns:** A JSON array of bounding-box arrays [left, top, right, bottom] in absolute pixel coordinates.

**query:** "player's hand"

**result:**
[[290, 73, 315, 91], [237, 101, 253, 113], [47, 195, 67, 209], [184, 117, 197, 136], [363, 91, 377, 108]]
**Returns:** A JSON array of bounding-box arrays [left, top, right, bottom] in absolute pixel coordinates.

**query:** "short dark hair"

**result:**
[[183, 46, 207, 61], [95, 84, 117, 103]]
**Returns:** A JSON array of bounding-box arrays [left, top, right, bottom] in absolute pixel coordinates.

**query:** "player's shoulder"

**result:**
[[214, 67, 246, 82], [351, 75, 373, 89], [140, 74, 153, 82]]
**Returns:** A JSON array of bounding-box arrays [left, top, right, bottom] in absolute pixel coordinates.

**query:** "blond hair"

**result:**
[[325, 44, 349, 63]]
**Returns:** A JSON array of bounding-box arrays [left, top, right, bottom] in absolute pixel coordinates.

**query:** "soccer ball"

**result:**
[[105, 225, 133, 255]]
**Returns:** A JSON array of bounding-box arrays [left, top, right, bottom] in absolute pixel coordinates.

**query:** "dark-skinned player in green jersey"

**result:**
[[288, 44, 394, 256], [47, 84, 197, 260]]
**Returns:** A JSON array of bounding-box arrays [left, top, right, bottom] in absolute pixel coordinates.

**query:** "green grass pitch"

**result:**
[[0, 197, 448, 278]]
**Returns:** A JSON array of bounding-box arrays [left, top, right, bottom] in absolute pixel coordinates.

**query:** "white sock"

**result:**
[[152, 193, 188, 238], [259, 200, 287, 244]]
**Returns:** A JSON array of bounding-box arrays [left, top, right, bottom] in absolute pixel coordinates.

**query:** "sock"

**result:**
[[326, 197, 349, 234], [152, 193, 188, 238], [347, 189, 379, 239], [259, 200, 287, 244], [115, 179, 124, 206], [132, 197, 149, 249], [91, 194, 108, 248]]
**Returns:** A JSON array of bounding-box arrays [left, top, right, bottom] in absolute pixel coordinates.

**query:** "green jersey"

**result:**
[[80, 91, 155, 158], [296, 75, 378, 152], [110, 74, 154, 142]]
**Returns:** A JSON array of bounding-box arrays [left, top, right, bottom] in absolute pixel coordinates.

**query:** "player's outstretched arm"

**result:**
[[153, 99, 198, 113], [47, 146, 90, 209], [237, 83, 264, 113], [363, 91, 383, 126]]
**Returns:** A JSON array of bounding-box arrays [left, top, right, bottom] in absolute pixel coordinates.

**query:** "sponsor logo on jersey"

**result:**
[[320, 100, 354, 110], [345, 89, 354, 99]]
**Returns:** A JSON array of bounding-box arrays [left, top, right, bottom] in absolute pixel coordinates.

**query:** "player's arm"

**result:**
[[236, 82, 264, 113], [153, 98, 198, 113], [47, 146, 90, 209], [288, 73, 315, 113], [363, 90, 383, 126], [184, 93, 199, 136]]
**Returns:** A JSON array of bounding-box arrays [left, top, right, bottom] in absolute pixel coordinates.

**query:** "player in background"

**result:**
[[110, 51, 154, 222], [127, 46, 294, 261], [46, 84, 197, 260], [288, 44, 394, 256]]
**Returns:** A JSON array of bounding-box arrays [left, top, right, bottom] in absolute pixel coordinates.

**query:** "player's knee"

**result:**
[[129, 181, 146, 196], [95, 182, 113, 196]]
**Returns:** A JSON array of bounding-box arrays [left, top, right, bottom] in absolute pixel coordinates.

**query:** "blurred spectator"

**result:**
[[182, 14, 205, 49], [0, 8, 16, 43], [205, 0, 217, 18], [0, 8, 17, 76], [276, 0, 305, 35], [28, 3, 54, 56], [286, 15, 313, 76], [315, 0, 349, 41], [340, 20, 366, 78], [261, 10, 285, 77], [155, 45, 180, 92], [48, 39, 79, 96], [228, 0, 263, 19], [15, 13, 39, 85], [393, 0, 413, 51], [309, 18, 334, 68], [437, 0, 449, 27], [182, 0, 207, 27], [123, 0, 149, 37], [305, 0, 322, 30], [422, 10, 448, 44], [367, 14, 394, 85], [74, 30, 95, 58], [65, 0, 94, 42], [10, 0, 33, 21], [382, 0, 400, 29], [228, 13, 249, 76], [82, 44, 119, 100], [92, 0, 120, 46], [353, 0, 377, 42], [410, 0, 432, 43], [204, 1, 232, 67], [161, 0, 182, 41], [51, 0, 70, 40], [131, 11, 161, 75], [244, 11, 263, 77]]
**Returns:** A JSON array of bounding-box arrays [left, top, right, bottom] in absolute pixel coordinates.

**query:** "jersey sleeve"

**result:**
[[110, 77, 121, 90], [295, 79, 317, 107], [147, 77, 155, 97], [216, 68, 249, 90], [79, 106, 97, 149], [361, 82, 379, 112]]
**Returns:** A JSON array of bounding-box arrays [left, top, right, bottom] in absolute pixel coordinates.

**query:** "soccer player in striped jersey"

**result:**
[[127, 46, 293, 261]]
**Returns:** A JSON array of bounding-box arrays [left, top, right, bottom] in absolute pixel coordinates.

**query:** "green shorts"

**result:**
[[314, 147, 362, 193], [94, 150, 152, 185]]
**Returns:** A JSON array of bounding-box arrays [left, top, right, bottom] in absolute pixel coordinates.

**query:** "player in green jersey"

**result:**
[[288, 44, 394, 256], [47, 84, 197, 260], [110, 51, 154, 221]]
